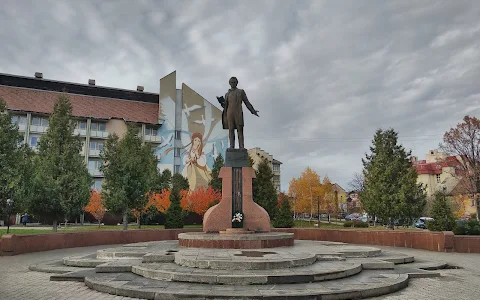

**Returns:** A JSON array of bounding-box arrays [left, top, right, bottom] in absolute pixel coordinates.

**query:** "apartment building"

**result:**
[[247, 147, 282, 192], [411, 150, 461, 197], [1, 71, 228, 192]]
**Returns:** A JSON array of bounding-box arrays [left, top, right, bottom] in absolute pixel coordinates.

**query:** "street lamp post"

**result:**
[[317, 196, 320, 225], [6, 199, 14, 234], [442, 185, 448, 228]]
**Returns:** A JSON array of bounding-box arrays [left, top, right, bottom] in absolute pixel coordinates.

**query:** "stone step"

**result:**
[[84, 270, 409, 300], [132, 261, 362, 285], [174, 250, 317, 270]]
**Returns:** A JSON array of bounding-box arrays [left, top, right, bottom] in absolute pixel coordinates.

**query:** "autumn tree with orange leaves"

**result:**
[[441, 116, 480, 220], [84, 190, 105, 227], [181, 186, 221, 217], [288, 168, 323, 218]]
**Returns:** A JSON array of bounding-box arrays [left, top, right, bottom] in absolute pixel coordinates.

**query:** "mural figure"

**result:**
[[217, 77, 259, 149], [181, 132, 212, 191]]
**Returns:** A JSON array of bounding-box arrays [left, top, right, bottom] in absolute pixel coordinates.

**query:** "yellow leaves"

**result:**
[[288, 167, 337, 214], [452, 194, 470, 219]]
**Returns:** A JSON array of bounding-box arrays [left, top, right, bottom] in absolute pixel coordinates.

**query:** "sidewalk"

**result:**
[[0, 244, 479, 299]]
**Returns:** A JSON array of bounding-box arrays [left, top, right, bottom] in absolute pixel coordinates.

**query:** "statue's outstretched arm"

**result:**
[[242, 90, 259, 117]]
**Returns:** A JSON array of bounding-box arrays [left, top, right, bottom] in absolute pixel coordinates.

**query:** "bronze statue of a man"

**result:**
[[218, 77, 259, 149]]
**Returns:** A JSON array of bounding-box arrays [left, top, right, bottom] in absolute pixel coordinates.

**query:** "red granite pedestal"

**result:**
[[203, 167, 271, 233]]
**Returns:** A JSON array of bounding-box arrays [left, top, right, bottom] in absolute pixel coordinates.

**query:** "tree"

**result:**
[[440, 116, 480, 219], [0, 98, 32, 221], [348, 172, 365, 192], [84, 190, 105, 227], [272, 192, 294, 228], [181, 186, 221, 217], [28, 95, 92, 231], [101, 124, 158, 230], [288, 168, 323, 218], [252, 158, 278, 217], [209, 154, 224, 192], [320, 177, 335, 222], [360, 129, 426, 229], [164, 173, 189, 228], [428, 191, 457, 231]]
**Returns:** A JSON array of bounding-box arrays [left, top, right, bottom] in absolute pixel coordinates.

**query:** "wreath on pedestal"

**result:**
[[232, 211, 244, 228]]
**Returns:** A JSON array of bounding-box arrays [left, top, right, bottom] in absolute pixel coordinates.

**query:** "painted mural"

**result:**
[[156, 72, 228, 191]]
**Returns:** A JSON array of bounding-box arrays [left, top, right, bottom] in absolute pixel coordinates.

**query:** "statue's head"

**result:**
[[229, 77, 238, 88]]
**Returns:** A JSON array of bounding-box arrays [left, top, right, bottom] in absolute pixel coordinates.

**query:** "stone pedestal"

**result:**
[[203, 149, 271, 232]]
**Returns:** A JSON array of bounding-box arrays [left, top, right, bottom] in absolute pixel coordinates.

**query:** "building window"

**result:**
[[91, 122, 106, 131], [175, 130, 181, 140], [11, 115, 26, 125], [273, 175, 280, 181], [77, 121, 87, 130], [174, 165, 180, 174], [88, 160, 102, 171], [31, 117, 48, 127], [273, 165, 280, 171], [145, 127, 158, 136], [29, 136, 39, 147], [472, 198, 476, 207], [92, 179, 103, 191], [436, 174, 441, 183], [90, 140, 104, 151]]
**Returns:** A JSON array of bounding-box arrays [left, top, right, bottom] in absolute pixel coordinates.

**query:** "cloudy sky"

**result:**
[[2, 0, 480, 191]]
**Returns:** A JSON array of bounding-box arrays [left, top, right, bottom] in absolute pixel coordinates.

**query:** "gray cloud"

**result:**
[[2, 0, 480, 191]]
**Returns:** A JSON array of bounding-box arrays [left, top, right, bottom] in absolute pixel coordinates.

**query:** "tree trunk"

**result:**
[[122, 210, 128, 230], [52, 220, 58, 232], [98, 219, 101, 228], [81, 213, 85, 226], [138, 214, 142, 229]]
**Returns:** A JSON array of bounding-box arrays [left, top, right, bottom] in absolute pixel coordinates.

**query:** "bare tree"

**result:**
[[348, 172, 364, 192], [440, 116, 480, 219]]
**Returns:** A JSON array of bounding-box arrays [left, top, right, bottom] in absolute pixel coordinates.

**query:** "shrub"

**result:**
[[343, 220, 369, 228], [454, 219, 480, 235]]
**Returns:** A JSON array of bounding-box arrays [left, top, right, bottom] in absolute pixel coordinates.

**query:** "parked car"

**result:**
[[414, 217, 434, 229], [345, 213, 360, 221]]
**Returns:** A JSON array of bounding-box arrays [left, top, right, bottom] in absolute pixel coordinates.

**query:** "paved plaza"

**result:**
[[1, 243, 480, 299]]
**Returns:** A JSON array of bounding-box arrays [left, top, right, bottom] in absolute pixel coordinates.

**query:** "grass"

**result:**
[[293, 219, 423, 231], [0, 224, 202, 238], [0, 221, 424, 238]]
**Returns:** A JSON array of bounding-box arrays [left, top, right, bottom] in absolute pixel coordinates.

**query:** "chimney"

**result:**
[[34, 72, 43, 79], [137, 85, 144, 92], [88, 79, 95, 86]]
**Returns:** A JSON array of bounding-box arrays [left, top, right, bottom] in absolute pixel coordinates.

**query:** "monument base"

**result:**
[[203, 166, 271, 232], [178, 232, 294, 249], [203, 148, 271, 233]]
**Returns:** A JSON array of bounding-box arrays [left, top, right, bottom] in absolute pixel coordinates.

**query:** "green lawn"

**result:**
[[293, 220, 423, 231], [0, 224, 202, 238]]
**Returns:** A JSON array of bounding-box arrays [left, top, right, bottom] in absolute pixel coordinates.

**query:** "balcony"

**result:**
[[30, 125, 48, 133], [144, 135, 161, 143], [17, 123, 26, 131], [89, 149, 101, 157], [74, 128, 87, 136], [88, 169, 103, 177], [90, 130, 109, 138]]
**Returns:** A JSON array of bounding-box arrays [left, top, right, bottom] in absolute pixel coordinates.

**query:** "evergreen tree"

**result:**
[[360, 129, 426, 229], [253, 158, 277, 217], [28, 95, 92, 231], [272, 193, 294, 228], [209, 154, 224, 192], [101, 124, 158, 230], [0, 98, 32, 220], [428, 191, 457, 231], [165, 173, 189, 228]]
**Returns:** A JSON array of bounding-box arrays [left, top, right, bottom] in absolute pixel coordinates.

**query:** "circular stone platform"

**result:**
[[178, 232, 294, 248], [32, 240, 448, 300]]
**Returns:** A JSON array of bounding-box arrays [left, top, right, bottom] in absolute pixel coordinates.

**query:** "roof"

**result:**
[[0, 73, 159, 103], [332, 183, 346, 194], [0, 85, 159, 124], [272, 159, 282, 165], [413, 156, 461, 175]]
